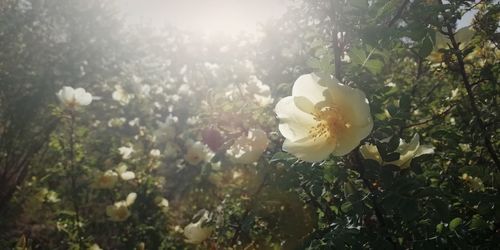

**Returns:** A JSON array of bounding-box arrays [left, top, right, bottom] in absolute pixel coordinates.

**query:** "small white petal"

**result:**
[[415, 144, 435, 157], [275, 96, 316, 142], [282, 136, 335, 162], [126, 192, 137, 206], [292, 74, 327, 104], [120, 171, 135, 181]]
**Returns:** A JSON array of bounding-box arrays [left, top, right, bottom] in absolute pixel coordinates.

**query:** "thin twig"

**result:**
[[229, 173, 269, 247], [404, 103, 456, 128]]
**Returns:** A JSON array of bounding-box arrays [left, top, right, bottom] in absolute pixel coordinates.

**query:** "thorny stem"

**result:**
[[438, 1, 500, 170], [352, 150, 395, 246], [329, 0, 345, 81]]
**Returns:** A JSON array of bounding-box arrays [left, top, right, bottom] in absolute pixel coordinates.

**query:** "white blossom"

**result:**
[[227, 129, 269, 164], [275, 74, 373, 162], [56, 86, 92, 107]]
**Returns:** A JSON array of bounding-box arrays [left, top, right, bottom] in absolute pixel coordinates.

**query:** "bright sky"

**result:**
[[117, 0, 288, 35]]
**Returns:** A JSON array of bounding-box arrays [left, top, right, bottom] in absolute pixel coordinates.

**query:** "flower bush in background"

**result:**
[[1, 0, 499, 249]]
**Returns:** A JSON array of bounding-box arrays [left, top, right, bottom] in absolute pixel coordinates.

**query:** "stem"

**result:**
[[352, 150, 395, 246], [439, 1, 500, 170], [404, 103, 456, 129], [388, 0, 410, 27], [330, 0, 344, 80], [229, 173, 269, 247], [332, 29, 342, 80], [68, 112, 82, 244]]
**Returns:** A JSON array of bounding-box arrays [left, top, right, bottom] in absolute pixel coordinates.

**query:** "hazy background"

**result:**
[[118, 0, 289, 34]]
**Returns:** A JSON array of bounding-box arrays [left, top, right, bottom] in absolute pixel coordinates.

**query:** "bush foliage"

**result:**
[[0, 0, 499, 249]]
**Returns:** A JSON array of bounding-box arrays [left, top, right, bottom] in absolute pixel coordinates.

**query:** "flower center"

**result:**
[[309, 106, 350, 142]]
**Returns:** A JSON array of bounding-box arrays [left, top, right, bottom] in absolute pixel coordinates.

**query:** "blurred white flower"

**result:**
[[106, 192, 137, 222], [360, 134, 435, 169], [184, 210, 213, 244], [128, 117, 140, 127], [178, 84, 193, 96], [227, 129, 269, 164], [116, 164, 135, 181], [275, 74, 373, 162], [244, 76, 273, 106], [108, 117, 126, 127], [93, 170, 118, 189], [118, 145, 134, 160], [112, 85, 132, 105], [184, 141, 213, 165], [461, 173, 485, 192], [88, 243, 102, 250], [459, 143, 471, 152], [150, 149, 161, 158], [56, 86, 92, 107], [154, 196, 169, 214]]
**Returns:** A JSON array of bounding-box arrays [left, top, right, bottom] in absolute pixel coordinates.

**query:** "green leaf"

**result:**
[[364, 59, 384, 75], [349, 47, 367, 65], [418, 32, 436, 58], [376, 0, 402, 19], [449, 217, 462, 231], [341, 201, 353, 213], [436, 223, 444, 233], [470, 214, 487, 230]]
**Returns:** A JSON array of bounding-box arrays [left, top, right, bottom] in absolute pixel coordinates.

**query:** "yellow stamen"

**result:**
[[309, 106, 349, 142]]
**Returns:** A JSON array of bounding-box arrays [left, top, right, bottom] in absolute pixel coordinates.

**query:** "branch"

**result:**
[[438, 0, 500, 170], [388, 0, 410, 27], [229, 173, 269, 247], [404, 104, 456, 129], [351, 150, 395, 246]]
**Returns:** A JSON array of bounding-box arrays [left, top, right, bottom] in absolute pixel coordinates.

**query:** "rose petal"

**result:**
[[292, 74, 327, 105], [275, 96, 316, 142], [282, 136, 336, 162]]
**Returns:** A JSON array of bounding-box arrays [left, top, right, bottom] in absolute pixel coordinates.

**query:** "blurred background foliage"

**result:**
[[0, 0, 499, 249]]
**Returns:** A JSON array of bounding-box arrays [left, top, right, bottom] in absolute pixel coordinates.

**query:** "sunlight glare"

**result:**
[[117, 0, 286, 35]]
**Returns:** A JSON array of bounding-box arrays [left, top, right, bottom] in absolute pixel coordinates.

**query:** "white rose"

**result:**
[[112, 85, 132, 105], [184, 142, 212, 165], [118, 145, 134, 160], [105, 193, 136, 222], [184, 210, 213, 244], [56, 86, 92, 107], [227, 129, 269, 164], [275, 74, 373, 162], [359, 134, 434, 169], [93, 170, 118, 189]]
